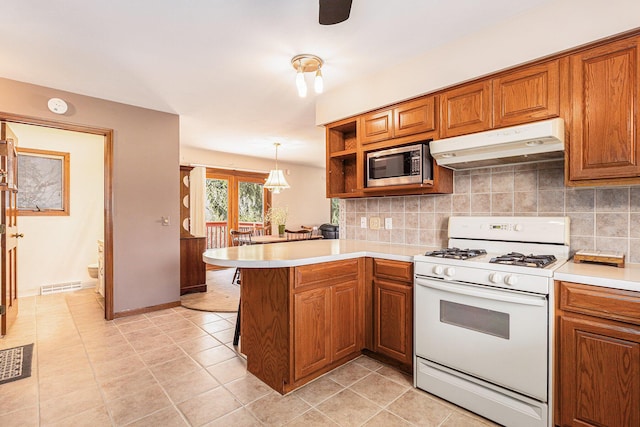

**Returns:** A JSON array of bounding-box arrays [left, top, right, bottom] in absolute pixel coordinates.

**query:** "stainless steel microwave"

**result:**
[[366, 142, 432, 187]]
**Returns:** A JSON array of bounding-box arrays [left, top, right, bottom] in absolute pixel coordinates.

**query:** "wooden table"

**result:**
[[250, 235, 323, 244]]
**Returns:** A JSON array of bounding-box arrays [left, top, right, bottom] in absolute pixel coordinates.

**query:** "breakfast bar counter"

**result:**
[[202, 239, 430, 394], [203, 239, 429, 268]]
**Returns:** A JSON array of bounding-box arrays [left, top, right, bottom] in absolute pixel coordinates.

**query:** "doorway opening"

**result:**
[[0, 113, 114, 321]]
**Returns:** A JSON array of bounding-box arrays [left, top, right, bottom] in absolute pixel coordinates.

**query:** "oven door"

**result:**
[[415, 276, 548, 401]]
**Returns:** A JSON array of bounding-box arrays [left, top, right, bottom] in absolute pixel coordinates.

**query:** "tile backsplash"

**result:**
[[339, 160, 640, 262]]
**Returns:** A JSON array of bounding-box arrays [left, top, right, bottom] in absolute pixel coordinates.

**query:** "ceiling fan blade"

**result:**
[[319, 0, 353, 25]]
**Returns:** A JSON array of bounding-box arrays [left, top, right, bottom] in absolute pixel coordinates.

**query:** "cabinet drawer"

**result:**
[[373, 259, 413, 284], [295, 259, 359, 288], [559, 281, 640, 326]]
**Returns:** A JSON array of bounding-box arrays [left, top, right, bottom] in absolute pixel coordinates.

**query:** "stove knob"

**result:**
[[505, 274, 518, 286], [444, 267, 456, 277], [433, 265, 444, 275], [489, 272, 503, 283]]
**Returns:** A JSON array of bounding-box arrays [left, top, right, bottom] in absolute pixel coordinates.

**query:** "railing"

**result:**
[[205, 221, 266, 249]]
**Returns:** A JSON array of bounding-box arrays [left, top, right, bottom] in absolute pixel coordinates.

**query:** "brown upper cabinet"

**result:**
[[568, 36, 640, 184], [326, 29, 640, 195], [440, 80, 493, 138], [325, 118, 360, 198], [440, 60, 561, 138], [360, 96, 437, 144], [493, 60, 560, 128]]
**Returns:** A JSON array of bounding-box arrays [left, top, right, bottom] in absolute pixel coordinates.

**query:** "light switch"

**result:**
[[385, 217, 393, 230], [360, 217, 367, 228]]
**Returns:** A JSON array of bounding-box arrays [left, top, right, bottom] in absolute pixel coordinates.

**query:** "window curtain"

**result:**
[[189, 166, 206, 237]]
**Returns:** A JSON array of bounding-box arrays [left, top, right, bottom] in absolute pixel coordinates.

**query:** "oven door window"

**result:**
[[440, 300, 509, 340]]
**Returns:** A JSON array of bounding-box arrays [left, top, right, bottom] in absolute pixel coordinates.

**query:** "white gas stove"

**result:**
[[414, 216, 570, 427]]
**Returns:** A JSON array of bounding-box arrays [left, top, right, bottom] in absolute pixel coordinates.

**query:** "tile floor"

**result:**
[[0, 270, 498, 426]]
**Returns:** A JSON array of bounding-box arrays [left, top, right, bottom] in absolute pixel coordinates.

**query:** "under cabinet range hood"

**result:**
[[430, 118, 565, 170]]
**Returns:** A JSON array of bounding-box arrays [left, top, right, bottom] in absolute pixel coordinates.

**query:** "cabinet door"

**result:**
[[373, 279, 412, 366], [360, 109, 393, 144], [440, 80, 492, 138], [569, 37, 640, 181], [493, 60, 560, 128], [294, 288, 331, 380], [331, 280, 360, 361], [559, 315, 640, 427], [394, 97, 437, 138]]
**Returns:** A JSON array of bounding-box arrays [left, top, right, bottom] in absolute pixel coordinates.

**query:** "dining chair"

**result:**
[[229, 229, 253, 347], [285, 229, 312, 240], [301, 225, 318, 237], [230, 230, 252, 285], [252, 226, 266, 236]]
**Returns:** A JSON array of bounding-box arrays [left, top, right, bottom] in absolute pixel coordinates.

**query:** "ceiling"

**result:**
[[1, 0, 550, 168]]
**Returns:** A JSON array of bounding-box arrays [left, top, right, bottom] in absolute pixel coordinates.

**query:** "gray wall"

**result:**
[[342, 160, 640, 262], [0, 77, 180, 314]]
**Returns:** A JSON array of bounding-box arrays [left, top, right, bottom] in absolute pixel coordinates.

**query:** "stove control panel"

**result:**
[[414, 260, 551, 295]]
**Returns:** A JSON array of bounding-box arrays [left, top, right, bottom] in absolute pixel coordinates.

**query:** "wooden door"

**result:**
[[569, 36, 640, 181], [559, 315, 640, 427], [493, 60, 560, 128], [331, 280, 360, 361], [373, 279, 412, 365], [440, 80, 492, 138], [1, 122, 18, 336], [294, 287, 331, 381]]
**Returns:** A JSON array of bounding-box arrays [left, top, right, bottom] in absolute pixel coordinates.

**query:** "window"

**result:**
[[330, 198, 340, 225], [17, 148, 70, 216]]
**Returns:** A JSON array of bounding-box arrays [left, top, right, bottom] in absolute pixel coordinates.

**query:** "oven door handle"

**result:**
[[415, 278, 546, 307]]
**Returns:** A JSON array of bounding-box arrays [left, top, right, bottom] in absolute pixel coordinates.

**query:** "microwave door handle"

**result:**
[[415, 278, 546, 307]]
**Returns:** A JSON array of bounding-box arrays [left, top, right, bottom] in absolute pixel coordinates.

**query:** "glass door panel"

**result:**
[[238, 180, 265, 232], [205, 177, 229, 248]]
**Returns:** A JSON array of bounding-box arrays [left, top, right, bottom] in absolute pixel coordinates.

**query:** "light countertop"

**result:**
[[203, 239, 435, 268], [554, 260, 640, 292]]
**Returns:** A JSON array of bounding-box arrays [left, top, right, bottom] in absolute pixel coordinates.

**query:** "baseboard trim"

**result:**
[[113, 300, 181, 318]]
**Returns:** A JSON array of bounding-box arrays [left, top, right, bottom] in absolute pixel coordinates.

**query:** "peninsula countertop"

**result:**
[[202, 239, 434, 268]]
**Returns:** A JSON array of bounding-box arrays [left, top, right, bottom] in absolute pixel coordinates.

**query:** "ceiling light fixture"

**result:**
[[291, 54, 324, 98], [264, 142, 290, 194]]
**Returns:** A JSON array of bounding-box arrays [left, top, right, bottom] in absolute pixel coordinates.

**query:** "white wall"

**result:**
[[316, 0, 640, 125], [180, 146, 330, 232], [12, 123, 104, 297]]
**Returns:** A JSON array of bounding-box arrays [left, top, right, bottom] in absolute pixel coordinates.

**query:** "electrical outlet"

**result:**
[[360, 217, 367, 228], [385, 217, 393, 230], [369, 217, 381, 230]]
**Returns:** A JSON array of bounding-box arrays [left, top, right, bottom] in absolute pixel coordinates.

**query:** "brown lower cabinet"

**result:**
[[241, 258, 364, 394], [366, 258, 413, 373], [556, 281, 640, 427], [179, 236, 206, 295]]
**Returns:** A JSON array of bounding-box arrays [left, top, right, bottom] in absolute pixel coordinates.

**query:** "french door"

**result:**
[[205, 168, 270, 248]]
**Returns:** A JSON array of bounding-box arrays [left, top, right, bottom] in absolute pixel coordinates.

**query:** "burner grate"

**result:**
[[489, 252, 557, 268], [424, 247, 487, 260]]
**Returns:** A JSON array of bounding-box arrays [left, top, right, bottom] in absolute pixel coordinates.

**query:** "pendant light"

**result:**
[[264, 142, 290, 194], [291, 54, 324, 98]]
